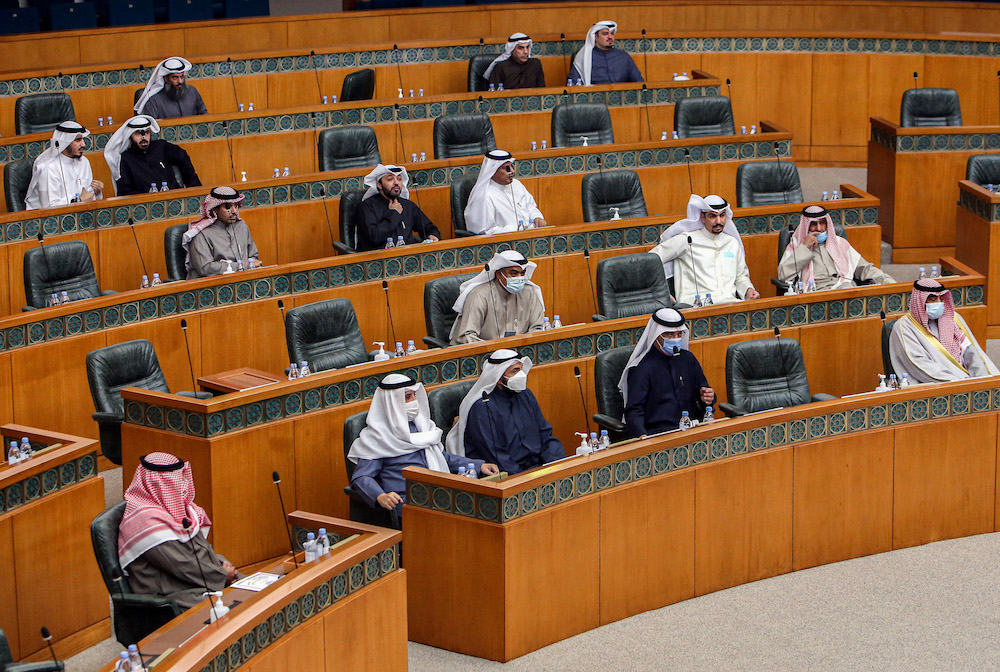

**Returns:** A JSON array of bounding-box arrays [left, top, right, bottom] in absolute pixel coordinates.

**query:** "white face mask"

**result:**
[[504, 369, 528, 392], [503, 275, 526, 294], [925, 302, 945, 320], [405, 400, 420, 420]]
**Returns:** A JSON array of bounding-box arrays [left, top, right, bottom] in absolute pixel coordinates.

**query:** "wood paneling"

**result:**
[[248, 615, 324, 672], [323, 570, 408, 672], [0, 516, 18, 661], [811, 54, 870, 150], [799, 317, 883, 397]]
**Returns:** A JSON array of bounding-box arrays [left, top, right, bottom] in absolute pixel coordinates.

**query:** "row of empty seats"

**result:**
[[0, 0, 267, 34]]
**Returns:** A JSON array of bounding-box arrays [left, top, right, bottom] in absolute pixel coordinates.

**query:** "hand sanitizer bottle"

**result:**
[[576, 432, 593, 456], [372, 342, 390, 362], [208, 592, 229, 622]]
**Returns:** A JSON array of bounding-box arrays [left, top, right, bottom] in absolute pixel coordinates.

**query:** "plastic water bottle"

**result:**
[[889, 373, 899, 390], [418, 89, 424, 96], [385, 237, 394, 249], [821, 191, 828, 201], [20, 437, 31, 459], [531, 141, 537, 151], [900, 373, 910, 387], [930, 266, 940, 278], [397, 88, 403, 98], [672, 130, 679, 140], [299, 360, 310, 377], [918, 267, 927, 279], [303, 532, 317, 562], [408, 89, 414, 97], [553, 315, 562, 328], [575, 79, 582, 86], [672, 72, 678, 79], [517, 219, 525, 231], [704, 293, 714, 305], [832, 190, 839, 200], [287, 363, 299, 380], [419, 152, 426, 162], [128, 645, 143, 672], [151, 273, 162, 286], [238, 103, 245, 112], [589, 432, 599, 451], [60, 291, 70, 304], [322, 95, 328, 104], [160, 181, 168, 192], [750, 124, 757, 134], [107, 115, 113, 125], [693, 294, 703, 307], [458, 466, 467, 477], [406, 340, 417, 356], [148, 182, 158, 193], [237, 259, 245, 272], [248, 102, 255, 111], [661, 131, 668, 141], [140, 274, 149, 289], [542, 317, 551, 330], [331, 95, 337, 103], [396, 235, 405, 247], [466, 463, 477, 478], [98, 117, 105, 126], [48, 293, 59, 307], [317, 528, 330, 556], [679, 411, 692, 430], [541, 140, 547, 150], [797, 281, 804, 294], [599, 430, 610, 450], [7, 441, 20, 466], [703, 406, 715, 423], [806, 280, 816, 292], [282, 167, 290, 177], [395, 342, 405, 358], [498, 83, 504, 91], [273, 168, 280, 178], [115, 651, 131, 672], [741, 125, 747, 134], [567, 78, 573, 87]]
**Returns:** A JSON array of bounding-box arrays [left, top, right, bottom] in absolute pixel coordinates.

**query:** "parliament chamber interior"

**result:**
[[4, 1, 1000, 669]]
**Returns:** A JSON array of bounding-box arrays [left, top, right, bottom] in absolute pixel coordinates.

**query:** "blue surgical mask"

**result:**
[[660, 338, 683, 355], [503, 276, 526, 294], [926, 302, 945, 320], [815, 231, 828, 244]]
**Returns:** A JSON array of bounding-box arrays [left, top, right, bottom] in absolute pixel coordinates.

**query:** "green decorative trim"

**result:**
[[407, 385, 999, 522], [958, 188, 1000, 222], [0, 84, 716, 164], [870, 126, 1000, 153], [195, 541, 399, 672], [0, 137, 790, 242], [121, 282, 983, 437], [0, 450, 98, 515]]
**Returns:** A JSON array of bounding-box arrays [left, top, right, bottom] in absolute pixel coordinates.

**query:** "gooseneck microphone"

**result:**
[[912, 71, 918, 89], [180, 318, 197, 391], [687, 235, 703, 301], [40, 627, 61, 670], [641, 29, 650, 86], [318, 185, 337, 251], [393, 44, 404, 96], [221, 121, 237, 182], [181, 518, 214, 596], [310, 50, 323, 103], [272, 471, 299, 568], [583, 248, 598, 312], [54, 140, 71, 204], [574, 365, 593, 435], [726, 78, 733, 111], [773, 141, 787, 205], [226, 57, 239, 110], [684, 149, 694, 193], [128, 218, 149, 280], [277, 298, 286, 321], [560, 33, 569, 79], [641, 84, 652, 142], [382, 280, 397, 346]]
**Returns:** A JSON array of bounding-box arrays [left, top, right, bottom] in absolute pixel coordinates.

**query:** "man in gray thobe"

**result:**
[[450, 250, 546, 345], [184, 186, 260, 279]]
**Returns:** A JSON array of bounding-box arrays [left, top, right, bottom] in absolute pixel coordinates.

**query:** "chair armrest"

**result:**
[[593, 413, 625, 432], [333, 242, 356, 255], [22, 305, 38, 312], [344, 484, 369, 504], [6, 662, 64, 672], [770, 277, 790, 291], [422, 336, 450, 349], [100, 289, 118, 296], [92, 411, 124, 426], [718, 402, 747, 417], [177, 390, 213, 400], [811, 393, 838, 402], [454, 230, 477, 238], [113, 591, 183, 615], [592, 314, 610, 322], [672, 302, 692, 310]]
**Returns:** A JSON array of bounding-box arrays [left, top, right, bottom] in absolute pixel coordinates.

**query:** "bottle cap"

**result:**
[[318, 528, 326, 535], [306, 532, 315, 539]]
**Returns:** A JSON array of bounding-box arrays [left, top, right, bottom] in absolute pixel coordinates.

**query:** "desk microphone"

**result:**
[[560, 33, 568, 78], [726, 77, 732, 104], [226, 57, 239, 110], [382, 280, 397, 346], [573, 365, 593, 435], [912, 71, 918, 89], [773, 141, 787, 204], [110, 573, 151, 664], [272, 471, 299, 569], [128, 218, 149, 280], [641, 84, 652, 142], [56, 72, 64, 92], [774, 326, 781, 339], [277, 298, 286, 322], [309, 50, 323, 104], [583, 248, 598, 312], [180, 318, 197, 391], [641, 29, 650, 88], [181, 518, 214, 596], [687, 235, 703, 301], [310, 111, 322, 175], [39, 627, 63, 671], [393, 44, 404, 97], [221, 120, 237, 182], [53, 140, 71, 204], [684, 149, 694, 193], [318, 184, 337, 252]]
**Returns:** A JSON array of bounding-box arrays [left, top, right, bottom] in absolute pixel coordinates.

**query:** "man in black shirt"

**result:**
[[103, 115, 201, 196], [358, 164, 440, 252], [485, 33, 545, 90]]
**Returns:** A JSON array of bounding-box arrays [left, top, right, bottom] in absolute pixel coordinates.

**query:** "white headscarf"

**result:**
[[464, 150, 514, 233], [445, 349, 533, 457], [484, 33, 533, 80], [573, 21, 617, 86], [449, 250, 542, 339], [103, 115, 160, 189], [617, 308, 690, 405], [657, 194, 744, 278], [363, 164, 410, 201], [135, 57, 192, 114], [347, 374, 450, 473], [34, 121, 89, 168]]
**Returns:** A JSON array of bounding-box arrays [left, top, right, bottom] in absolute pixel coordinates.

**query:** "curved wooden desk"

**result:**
[[99, 513, 405, 672], [404, 375, 1000, 661]]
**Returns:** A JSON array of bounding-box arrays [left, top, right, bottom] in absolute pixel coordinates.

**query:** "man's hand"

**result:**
[[745, 288, 760, 300], [80, 190, 95, 203], [427, 235, 440, 242], [91, 180, 104, 194], [376, 492, 403, 510], [700, 386, 716, 405], [388, 200, 402, 214], [223, 561, 238, 585], [480, 463, 500, 476], [534, 217, 547, 227], [803, 233, 818, 250]]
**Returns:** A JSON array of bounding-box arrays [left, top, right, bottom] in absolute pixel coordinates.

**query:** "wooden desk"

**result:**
[[100, 513, 405, 672], [118, 269, 986, 566], [867, 117, 1000, 263], [198, 368, 285, 394], [0, 425, 107, 662], [955, 179, 1000, 338], [404, 375, 1000, 661]]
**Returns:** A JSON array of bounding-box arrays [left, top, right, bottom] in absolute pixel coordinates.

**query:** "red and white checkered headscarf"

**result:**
[[910, 278, 963, 360], [181, 186, 246, 271], [786, 206, 852, 286], [117, 452, 211, 568]]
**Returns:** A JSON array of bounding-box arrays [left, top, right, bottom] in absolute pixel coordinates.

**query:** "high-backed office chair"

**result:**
[[592, 346, 635, 444], [0, 7, 40, 35], [581, 169, 647, 222], [736, 160, 804, 207], [966, 154, 1000, 187], [334, 188, 366, 254], [427, 379, 475, 443], [340, 69, 376, 102], [0, 626, 61, 672], [318, 126, 381, 171], [23, 241, 115, 310], [164, 223, 187, 282], [3, 158, 33, 213], [900, 88, 962, 127], [674, 95, 735, 139], [106, 0, 155, 26], [467, 54, 493, 92], [551, 103, 615, 148], [422, 272, 477, 348], [91, 502, 184, 645], [223, 0, 267, 17], [166, 0, 211, 21], [722, 336, 835, 416], [86, 339, 209, 464], [284, 298, 368, 372], [881, 317, 899, 378], [594, 254, 674, 321], [342, 411, 397, 529], [449, 175, 479, 237], [433, 113, 496, 159], [14, 93, 75, 135], [49, 1, 97, 29]]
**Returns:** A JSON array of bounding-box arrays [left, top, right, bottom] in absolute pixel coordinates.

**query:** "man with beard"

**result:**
[[567, 21, 644, 85], [135, 57, 208, 120], [25, 121, 104, 210], [464, 150, 546, 235], [183, 186, 260, 279], [358, 164, 440, 252], [485, 33, 545, 90], [104, 115, 202, 196]]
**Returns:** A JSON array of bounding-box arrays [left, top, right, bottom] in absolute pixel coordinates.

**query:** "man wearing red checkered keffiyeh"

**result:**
[[118, 452, 236, 608], [889, 278, 998, 383], [183, 186, 260, 279]]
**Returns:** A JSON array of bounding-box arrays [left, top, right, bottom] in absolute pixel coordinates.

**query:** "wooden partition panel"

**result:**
[[954, 181, 1000, 337], [0, 517, 18, 660]]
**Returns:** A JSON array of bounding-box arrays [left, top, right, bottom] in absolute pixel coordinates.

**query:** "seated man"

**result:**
[[117, 452, 237, 609], [620, 308, 716, 438], [104, 115, 202, 196], [464, 150, 546, 235], [485, 33, 545, 89], [889, 278, 998, 383], [446, 349, 565, 474], [778, 205, 894, 290], [183, 186, 260, 279], [450, 250, 546, 345], [25, 121, 104, 210], [358, 164, 440, 252], [349, 373, 498, 519], [135, 57, 208, 119], [649, 194, 760, 305], [567, 21, 644, 85]]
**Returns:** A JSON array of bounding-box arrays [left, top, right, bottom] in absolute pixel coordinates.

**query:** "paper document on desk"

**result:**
[[230, 572, 282, 592]]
